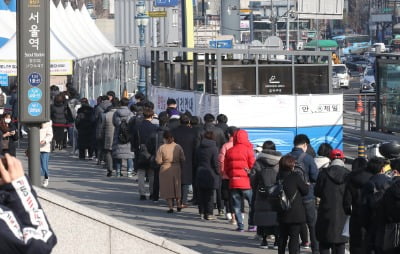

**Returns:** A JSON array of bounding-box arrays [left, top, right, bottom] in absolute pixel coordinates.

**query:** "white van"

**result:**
[[332, 64, 350, 88]]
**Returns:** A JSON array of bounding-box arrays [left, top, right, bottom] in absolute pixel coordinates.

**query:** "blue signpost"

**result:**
[[154, 0, 179, 7]]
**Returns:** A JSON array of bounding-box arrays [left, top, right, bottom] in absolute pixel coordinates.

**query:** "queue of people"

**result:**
[[20, 84, 400, 254]]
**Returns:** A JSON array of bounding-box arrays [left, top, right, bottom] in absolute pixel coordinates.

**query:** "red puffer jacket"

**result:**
[[225, 129, 255, 189]]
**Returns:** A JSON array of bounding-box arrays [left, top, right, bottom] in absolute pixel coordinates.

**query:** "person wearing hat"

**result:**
[[315, 149, 350, 254]]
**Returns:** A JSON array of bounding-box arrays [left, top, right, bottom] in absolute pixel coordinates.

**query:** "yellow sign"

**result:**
[[147, 11, 167, 17]]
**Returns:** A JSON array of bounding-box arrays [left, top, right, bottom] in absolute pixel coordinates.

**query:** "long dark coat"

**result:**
[[277, 170, 309, 224], [252, 149, 281, 226], [195, 139, 220, 189], [75, 104, 94, 149], [171, 124, 197, 185], [315, 160, 350, 244]]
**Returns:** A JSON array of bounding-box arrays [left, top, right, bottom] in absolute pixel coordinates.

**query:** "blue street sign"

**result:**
[[28, 72, 42, 87], [27, 87, 42, 102], [27, 102, 42, 117], [209, 40, 233, 49], [0, 74, 8, 87], [154, 0, 178, 7]]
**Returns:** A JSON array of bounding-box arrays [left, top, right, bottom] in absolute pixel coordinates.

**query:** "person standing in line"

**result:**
[[94, 95, 112, 165], [215, 114, 229, 135], [315, 149, 350, 254], [155, 131, 185, 213], [224, 129, 256, 232], [343, 157, 370, 254], [314, 143, 333, 171], [133, 108, 158, 200], [112, 97, 134, 177], [75, 98, 95, 160], [288, 134, 319, 253], [171, 114, 197, 207], [218, 126, 238, 224], [277, 155, 309, 254], [102, 98, 119, 177], [147, 111, 169, 202], [195, 130, 220, 220], [0, 113, 18, 156], [40, 121, 53, 187], [252, 140, 282, 249], [50, 94, 69, 150], [381, 158, 400, 254]]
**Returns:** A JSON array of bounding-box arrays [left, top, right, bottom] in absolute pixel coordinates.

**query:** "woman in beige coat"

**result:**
[[155, 130, 185, 213]]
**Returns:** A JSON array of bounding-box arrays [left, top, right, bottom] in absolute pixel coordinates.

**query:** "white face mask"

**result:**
[[4, 119, 11, 124]]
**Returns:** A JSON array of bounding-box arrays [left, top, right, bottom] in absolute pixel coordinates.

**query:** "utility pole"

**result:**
[[286, 0, 290, 50]]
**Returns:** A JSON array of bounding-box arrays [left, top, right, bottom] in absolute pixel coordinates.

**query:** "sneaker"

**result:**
[[260, 239, 268, 249], [226, 213, 232, 220], [167, 209, 173, 213], [269, 242, 278, 250], [235, 228, 244, 232], [230, 218, 237, 225], [300, 242, 310, 249], [139, 195, 146, 200], [127, 172, 133, 178], [106, 172, 112, 177], [205, 215, 216, 220], [248, 225, 257, 232], [216, 210, 224, 216], [42, 178, 49, 188]]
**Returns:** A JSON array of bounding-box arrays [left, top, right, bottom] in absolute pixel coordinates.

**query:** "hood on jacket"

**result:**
[[257, 149, 282, 168], [350, 169, 374, 188], [99, 100, 112, 111], [325, 160, 349, 184], [200, 138, 217, 149], [233, 129, 252, 148], [115, 106, 131, 118]]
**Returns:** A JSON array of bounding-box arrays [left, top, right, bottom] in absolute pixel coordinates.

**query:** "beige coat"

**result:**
[[155, 142, 185, 199], [40, 121, 53, 153]]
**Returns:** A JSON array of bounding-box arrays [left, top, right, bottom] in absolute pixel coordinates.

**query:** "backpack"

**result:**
[[118, 119, 131, 144], [267, 179, 298, 212], [292, 152, 309, 183]]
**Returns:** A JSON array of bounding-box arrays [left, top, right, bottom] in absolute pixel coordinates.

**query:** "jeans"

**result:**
[[303, 199, 319, 253], [181, 184, 190, 204], [231, 188, 252, 230], [138, 168, 154, 196], [40, 152, 50, 179], [115, 158, 133, 175]]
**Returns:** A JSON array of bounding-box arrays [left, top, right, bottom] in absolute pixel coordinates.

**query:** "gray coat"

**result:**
[[103, 108, 117, 150], [112, 106, 134, 159]]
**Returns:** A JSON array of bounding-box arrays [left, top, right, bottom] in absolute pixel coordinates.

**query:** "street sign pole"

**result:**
[[17, 0, 50, 186]]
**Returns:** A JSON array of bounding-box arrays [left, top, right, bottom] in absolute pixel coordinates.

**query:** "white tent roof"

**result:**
[[0, 32, 75, 61], [0, 0, 120, 59]]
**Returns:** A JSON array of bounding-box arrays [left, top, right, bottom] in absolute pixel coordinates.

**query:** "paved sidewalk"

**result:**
[[18, 145, 312, 254]]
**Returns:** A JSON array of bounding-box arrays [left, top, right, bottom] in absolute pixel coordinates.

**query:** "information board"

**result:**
[[17, 0, 50, 123], [154, 0, 179, 7]]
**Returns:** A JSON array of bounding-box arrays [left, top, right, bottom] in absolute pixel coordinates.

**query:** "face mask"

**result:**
[[5, 119, 11, 124]]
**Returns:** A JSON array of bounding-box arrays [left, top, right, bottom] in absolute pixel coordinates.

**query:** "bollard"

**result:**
[[358, 143, 366, 158]]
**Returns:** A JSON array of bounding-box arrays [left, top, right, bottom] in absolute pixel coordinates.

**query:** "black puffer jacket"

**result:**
[[315, 159, 350, 244], [253, 149, 281, 226], [383, 176, 400, 223]]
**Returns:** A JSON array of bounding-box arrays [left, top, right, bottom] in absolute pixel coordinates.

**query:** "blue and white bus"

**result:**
[[150, 47, 342, 154], [332, 35, 371, 55]]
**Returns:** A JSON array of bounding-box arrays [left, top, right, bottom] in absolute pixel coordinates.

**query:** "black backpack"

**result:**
[[292, 152, 309, 183], [267, 179, 298, 212], [118, 119, 131, 144]]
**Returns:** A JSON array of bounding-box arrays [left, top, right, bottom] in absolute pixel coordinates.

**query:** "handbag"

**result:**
[[383, 222, 400, 251], [1, 138, 9, 150], [267, 180, 297, 212]]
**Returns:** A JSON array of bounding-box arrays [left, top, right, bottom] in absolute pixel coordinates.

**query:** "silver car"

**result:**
[[360, 68, 375, 93]]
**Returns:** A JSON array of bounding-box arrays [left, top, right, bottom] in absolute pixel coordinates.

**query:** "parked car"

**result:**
[[346, 57, 370, 77], [332, 64, 350, 88], [360, 67, 375, 93]]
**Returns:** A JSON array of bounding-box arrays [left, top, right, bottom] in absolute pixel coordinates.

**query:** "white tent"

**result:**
[[0, 32, 75, 76]]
